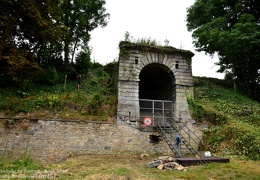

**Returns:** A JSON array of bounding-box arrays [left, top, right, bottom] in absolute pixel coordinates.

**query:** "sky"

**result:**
[[89, 0, 225, 79]]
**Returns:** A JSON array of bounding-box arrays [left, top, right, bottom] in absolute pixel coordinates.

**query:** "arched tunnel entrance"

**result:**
[[139, 64, 173, 100], [117, 41, 194, 126], [139, 63, 175, 126]]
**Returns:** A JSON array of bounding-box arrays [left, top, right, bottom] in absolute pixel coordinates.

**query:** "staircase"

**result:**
[[156, 113, 206, 164]]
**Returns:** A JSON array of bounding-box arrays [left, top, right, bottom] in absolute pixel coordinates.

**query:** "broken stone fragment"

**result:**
[[158, 156, 175, 163], [168, 162, 179, 168], [147, 160, 162, 168], [164, 165, 173, 170], [168, 157, 175, 162], [158, 156, 170, 161], [157, 164, 164, 170], [147, 156, 188, 171], [175, 165, 185, 171]]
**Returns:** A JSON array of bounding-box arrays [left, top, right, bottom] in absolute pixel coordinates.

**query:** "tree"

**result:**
[[186, 0, 260, 100], [0, 0, 65, 81], [75, 47, 91, 75], [60, 0, 109, 72], [0, 0, 109, 83]]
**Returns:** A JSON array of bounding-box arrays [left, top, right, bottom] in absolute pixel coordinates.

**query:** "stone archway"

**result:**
[[139, 63, 173, 101], [117, 41, 194, 126], [139, 63, 175, 126]]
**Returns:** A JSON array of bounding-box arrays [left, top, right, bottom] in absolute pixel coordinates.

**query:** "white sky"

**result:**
[[89, 0, 225, 79]]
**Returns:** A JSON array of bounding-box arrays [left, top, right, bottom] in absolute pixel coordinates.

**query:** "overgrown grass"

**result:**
[[188, 77, 260, 160], [1, 75, 260, 178], [0, 148, 43, 178], [0, 148, 76, 179], [0, 68, 117, 121], [52, 154, 260, 180]]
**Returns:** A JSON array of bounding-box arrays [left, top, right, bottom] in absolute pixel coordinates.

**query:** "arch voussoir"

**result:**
[[117, 41, 194, 125]]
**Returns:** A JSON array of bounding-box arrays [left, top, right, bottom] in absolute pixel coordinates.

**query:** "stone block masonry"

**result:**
[[117, 41, 195, 123], [0, 119, 172, 164]]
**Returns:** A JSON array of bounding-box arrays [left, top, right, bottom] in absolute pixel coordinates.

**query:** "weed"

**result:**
[[52, 154, 260, 180], [0, 67, 117, 119], [3, 119, 15, 128], [0, 146, 42, 174], [187, 97, 205, 122], [192, 77, 260, 160]]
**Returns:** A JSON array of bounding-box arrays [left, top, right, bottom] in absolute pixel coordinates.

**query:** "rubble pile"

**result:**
[[147, 156, 187, 171]]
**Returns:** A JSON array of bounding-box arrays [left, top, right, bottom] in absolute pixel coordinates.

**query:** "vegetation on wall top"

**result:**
[[119, 32, 194, 64], [119, 41, 194, 61]]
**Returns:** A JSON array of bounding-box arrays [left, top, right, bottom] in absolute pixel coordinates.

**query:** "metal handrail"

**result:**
[[159, 118, 197, 156], [157, 125, 182, 158], [156, 112, 203, 156], [172, 113, 204, 149]]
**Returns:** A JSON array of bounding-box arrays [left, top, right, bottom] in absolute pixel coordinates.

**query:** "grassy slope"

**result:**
[[0, 69, 117, 122], [190, 77, 260, 161], [1, 76, 260, 179], [1, 76, 259, 160]]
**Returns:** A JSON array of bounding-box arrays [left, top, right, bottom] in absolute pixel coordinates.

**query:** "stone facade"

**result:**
[[0, 119, 172, 164], [0, 43, 200, 164], [117, 42, 194, 125]]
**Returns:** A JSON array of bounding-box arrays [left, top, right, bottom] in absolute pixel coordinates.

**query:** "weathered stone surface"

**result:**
[[157, 164, 164, 170], [147, 156, 187, 171], [164, 162, 176, 170], [158, 156, 176, 163], [147, 160, 163, 168], [168, 156, 175, 162], [117, 42, 194, 123], [166, 162, 179, 169], [175, 165, 185, 171], [0, 120, 172, 164], [158, 156, 170, 162]]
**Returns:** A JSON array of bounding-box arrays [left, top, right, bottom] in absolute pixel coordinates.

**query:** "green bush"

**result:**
[[33, 67, 62, 85]]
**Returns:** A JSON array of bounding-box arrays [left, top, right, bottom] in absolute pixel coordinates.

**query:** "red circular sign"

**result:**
[[143, 116, 153, 126]]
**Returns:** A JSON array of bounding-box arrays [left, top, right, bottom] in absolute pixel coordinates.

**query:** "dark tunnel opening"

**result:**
[[139, 64, 172, 100]]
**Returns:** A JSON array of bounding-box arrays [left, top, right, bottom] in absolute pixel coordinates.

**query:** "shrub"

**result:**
[[33, 67, 61, 85]]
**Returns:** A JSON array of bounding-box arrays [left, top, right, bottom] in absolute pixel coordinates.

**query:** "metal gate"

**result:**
[[139, 99, 173, 126]]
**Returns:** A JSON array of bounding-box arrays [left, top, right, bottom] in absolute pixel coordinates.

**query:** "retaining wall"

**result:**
[[0, 119, 172, 164]]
